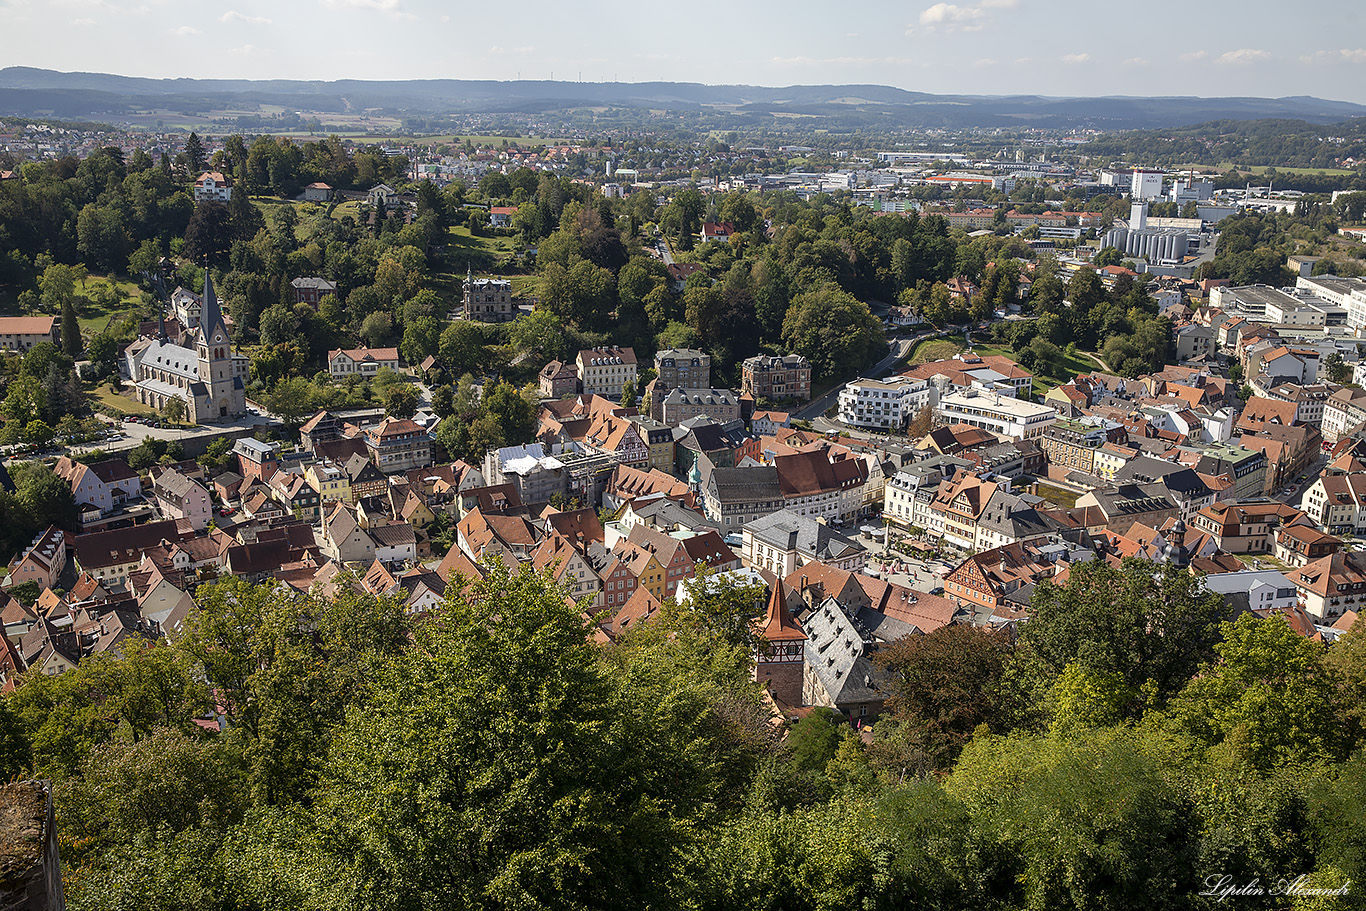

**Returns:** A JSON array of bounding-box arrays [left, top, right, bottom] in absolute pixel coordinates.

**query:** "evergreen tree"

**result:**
[[60, 296, 80, 358], [184, 132, 206, 173]]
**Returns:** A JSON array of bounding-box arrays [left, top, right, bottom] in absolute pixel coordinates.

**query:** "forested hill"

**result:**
[[1086, 116, 1366, 170], [3, 66, 1366, 129]]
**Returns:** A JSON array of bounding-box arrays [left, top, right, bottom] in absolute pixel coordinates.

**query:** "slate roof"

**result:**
[[705, 465, 783, 502], [802, 597, 889, 708], [745, 510, 864, 562]]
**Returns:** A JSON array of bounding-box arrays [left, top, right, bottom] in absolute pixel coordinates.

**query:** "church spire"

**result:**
[[152, 264, 168, 342], [199, 266, 225, 342], [758, 579, 804, 643]]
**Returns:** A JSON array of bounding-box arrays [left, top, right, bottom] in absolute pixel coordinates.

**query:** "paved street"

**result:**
[[792, 333, 922, 422], [1278, 452, 1329, 507]]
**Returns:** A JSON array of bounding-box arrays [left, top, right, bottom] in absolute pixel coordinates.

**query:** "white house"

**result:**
[[193, 171, 233, 202], [1202, 569, 1298, 613], [575, 346, 638, 398], [838, 376, 937, 431], [328, 347, 401, 380]]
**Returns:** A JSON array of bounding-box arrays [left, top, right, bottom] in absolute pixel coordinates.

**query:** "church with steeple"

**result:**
[[128, 269, 249, 424]]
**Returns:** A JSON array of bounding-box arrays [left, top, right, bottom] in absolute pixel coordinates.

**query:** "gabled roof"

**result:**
[[72, 519, 187, 571], [608, 464, 691, 503], [745, 510, 863, 562], [609, 586, 663, 635], [545, 508, 605, 547], [436, 547, 487, 584], [773, 450, 844, 497], [801, 597, 887, 707], [705, 465, 782, 502], [329, 346, 400, 364], [680, 530, 737, 569]]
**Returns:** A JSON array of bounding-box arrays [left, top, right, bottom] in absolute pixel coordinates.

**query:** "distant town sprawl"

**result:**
[[1, 122, 1366, 907]]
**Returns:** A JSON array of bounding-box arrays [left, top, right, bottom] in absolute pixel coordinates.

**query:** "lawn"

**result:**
[[968, 337, 1094, 394], [76, 275, 145, 337], [1218, 163, 1358, 177], [1235, 552, 1293, 572], [0, 273, 145, 338], [437, 225, 523, 275], [331, 200, 363, 221], [87, 383, 158, 417], [907, 338, 964, 366], [354, 134, 557, 147]]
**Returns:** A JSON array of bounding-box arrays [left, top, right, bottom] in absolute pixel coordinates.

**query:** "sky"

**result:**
[[4, 0, 1366, 103]]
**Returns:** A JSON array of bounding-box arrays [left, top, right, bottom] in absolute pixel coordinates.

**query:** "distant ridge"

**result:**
[[2, 67, 1364, 130]]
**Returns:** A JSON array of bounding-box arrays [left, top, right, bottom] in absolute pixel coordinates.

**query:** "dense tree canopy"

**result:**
[[0, 556, 1358, 909]]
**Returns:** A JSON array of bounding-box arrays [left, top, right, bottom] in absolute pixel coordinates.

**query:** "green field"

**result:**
[[87, 384, 157, 417], [76, 275, 144, 337], [907, 338, 964, 365], [1209, 161, 1357, 177], [969, 338, 1094, 393], [0, 273, 144, 340], [375, 134, 557, 147]]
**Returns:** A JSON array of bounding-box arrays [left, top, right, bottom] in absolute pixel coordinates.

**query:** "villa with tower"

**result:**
[[127, 269, 249, 424]]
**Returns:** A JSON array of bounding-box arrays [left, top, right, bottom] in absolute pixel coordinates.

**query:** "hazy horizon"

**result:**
[[3, 0, 1364, 105]]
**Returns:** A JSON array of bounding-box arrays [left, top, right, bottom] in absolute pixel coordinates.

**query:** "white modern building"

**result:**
[[1202, 569, 1298, 612], [935, 389, 1058, 441], [1131, 169, 1164, 201], [1169, 176, 1214, 206], [1296, 275, 1366, 335], [837, 376, 937, 430]]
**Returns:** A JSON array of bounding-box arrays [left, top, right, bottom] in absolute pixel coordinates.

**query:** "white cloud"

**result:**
[[1302, 48, 1366, 64], [228, 44, 258, 55], [1179, 50, 1207, 62], [973, 57, 997, 68], [1215, 48, 1271, 65], [1121, 56, 1149, 66], [321, 0, 414, 16], [1060, 53, 1090, 64], [906, 0, 1017, 35], [915, 3, 988, 33], [72, 16, 95, 24], [220, 10, 270, 24], [174, 24, 200, 35]]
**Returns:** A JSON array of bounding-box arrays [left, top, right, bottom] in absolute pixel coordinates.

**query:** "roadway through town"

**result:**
[[792, 334, 923, 423]]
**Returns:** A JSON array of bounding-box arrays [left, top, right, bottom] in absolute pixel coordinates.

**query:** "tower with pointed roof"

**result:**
[[755, 579, 806, 706], [1162, 518, 1191, 570], [129, 267, 247, 423], [191, 268, 246, 421]]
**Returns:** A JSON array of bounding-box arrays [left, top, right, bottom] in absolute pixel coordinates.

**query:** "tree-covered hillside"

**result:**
[[3, 559, 1363, 909]]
